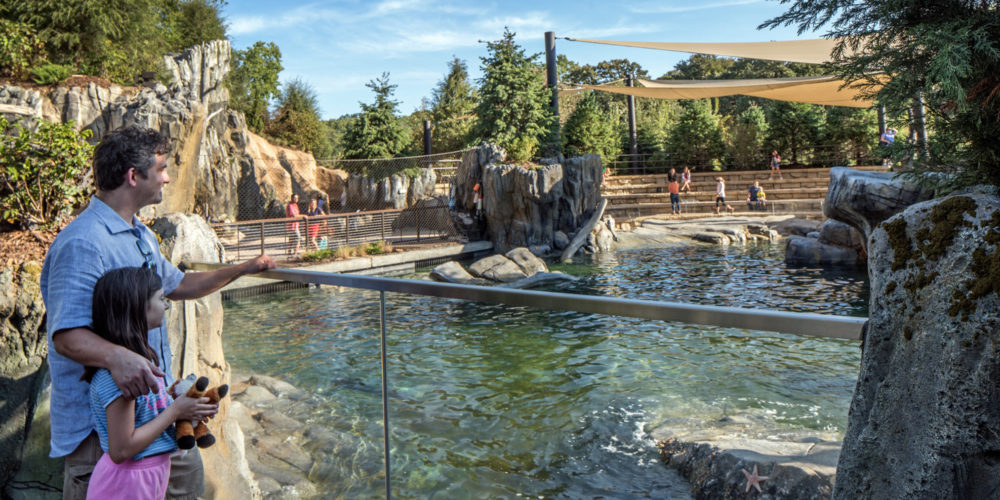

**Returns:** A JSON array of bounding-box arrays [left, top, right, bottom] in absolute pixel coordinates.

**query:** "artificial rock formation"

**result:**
[[0, 41, 347, 223], [0, 264, 47, 490], [825, 167, 934, 240], [833, 189, 1000, 498], [479, 155, 603, 253], [785, 220, 865, 268]]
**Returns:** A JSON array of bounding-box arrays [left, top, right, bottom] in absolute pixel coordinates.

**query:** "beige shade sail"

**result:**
[[564, 37, 850, 65], [571, 75, 874, 108]]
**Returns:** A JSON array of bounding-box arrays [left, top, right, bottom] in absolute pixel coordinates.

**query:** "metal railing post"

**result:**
[[259, 221, 265, 255], [380, 212, 385, 241], [378, 291, 392, 499], [237, 224, 242, 261], [416, 209, 421, 242]]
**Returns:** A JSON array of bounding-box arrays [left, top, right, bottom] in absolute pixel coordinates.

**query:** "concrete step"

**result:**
[[606, 188, 829, 204], [606, 198, 824, 218], [604, 181, 830, 195], [603, 165, 889, 188]]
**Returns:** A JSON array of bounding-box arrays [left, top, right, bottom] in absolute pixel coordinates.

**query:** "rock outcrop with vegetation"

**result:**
[[834, 188, 1000, 498]]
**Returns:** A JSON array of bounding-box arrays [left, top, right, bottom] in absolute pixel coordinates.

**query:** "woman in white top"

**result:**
[[715, 177, 733, 214], [680, 166, 692, 193]]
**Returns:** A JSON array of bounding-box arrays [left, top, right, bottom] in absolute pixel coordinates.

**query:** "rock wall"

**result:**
[[0, 264, 47, 489], [833, 188, 1000, 498], [480, 155, 603, 253], [0, 41, 347, 223]]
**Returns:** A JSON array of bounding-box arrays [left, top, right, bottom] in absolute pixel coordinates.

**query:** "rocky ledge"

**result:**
[[651, 416, 841, 499]]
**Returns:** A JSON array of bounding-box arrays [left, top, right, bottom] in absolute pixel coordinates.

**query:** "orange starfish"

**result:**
[[742, 464, 769, 493]]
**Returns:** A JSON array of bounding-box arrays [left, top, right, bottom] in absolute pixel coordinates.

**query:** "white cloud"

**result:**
[[628, 0, 762, 14]]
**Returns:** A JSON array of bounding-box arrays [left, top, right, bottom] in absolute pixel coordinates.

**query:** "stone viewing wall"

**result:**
[[833, 186, 1000, 498]]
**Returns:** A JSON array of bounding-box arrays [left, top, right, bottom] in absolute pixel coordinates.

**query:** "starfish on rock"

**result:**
[[742, 464, 769, 493]]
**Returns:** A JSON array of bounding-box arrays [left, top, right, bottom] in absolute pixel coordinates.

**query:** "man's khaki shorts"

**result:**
[[62, 432, 204, 500]]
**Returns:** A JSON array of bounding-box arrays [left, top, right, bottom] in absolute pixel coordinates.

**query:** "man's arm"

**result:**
[[52, 328, 165, 399], [167, 254, 275, 300]]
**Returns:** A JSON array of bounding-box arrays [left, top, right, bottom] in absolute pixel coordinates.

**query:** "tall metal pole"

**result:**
[[626, 74, 638, 173], [544, 32, 560, 143], [378, 291, 391, 499], [423, 120, 432, 156]]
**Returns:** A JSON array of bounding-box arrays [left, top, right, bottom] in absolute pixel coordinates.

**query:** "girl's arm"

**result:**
[[105, 395, 215, 464]]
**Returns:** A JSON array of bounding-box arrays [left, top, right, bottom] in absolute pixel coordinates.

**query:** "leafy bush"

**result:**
[[506, 136, 538, 164], [364, 240, 392, 255], [0, 117, 94, 229], [0, 19, 46, 80], [30, 62, 74, 85]]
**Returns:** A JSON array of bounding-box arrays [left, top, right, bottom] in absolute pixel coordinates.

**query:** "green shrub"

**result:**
[[301, 248, 335, 261], [0, 116, 93, 229], [365, 240, 390, 255], [30, 62, 75, 85], [506, 136, 538, 164], [0, 20, 46, 80]]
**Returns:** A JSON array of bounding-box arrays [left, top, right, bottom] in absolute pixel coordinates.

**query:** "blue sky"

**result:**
[[223, 0, 820, 120]]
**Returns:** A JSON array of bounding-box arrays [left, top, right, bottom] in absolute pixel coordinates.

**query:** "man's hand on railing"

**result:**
[[241, 254, 276, 274]]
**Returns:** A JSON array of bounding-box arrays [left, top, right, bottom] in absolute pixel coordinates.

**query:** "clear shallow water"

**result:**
[[222, 243, 867, 498]]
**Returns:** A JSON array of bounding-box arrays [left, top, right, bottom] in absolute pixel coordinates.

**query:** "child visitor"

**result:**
[[84, 267, 214, 500]]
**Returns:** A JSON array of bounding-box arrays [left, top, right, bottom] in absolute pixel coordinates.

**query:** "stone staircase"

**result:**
[[603, 165, 891, 222]]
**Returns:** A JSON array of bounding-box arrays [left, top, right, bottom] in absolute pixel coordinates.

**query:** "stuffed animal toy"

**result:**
[[168, 374, 229, 449]]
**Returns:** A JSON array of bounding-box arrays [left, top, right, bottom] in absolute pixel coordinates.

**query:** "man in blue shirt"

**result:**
[[41, 126, 275, 499]]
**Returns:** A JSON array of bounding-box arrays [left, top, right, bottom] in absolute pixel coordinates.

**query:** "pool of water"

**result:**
[[222, 243, 867, 498]]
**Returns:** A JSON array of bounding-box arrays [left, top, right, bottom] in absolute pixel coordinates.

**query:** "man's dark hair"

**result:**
[[93, 126, 170, 192]]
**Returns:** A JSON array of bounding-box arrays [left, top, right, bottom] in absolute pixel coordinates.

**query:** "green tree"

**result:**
[[163, 0, 228, 52], [761, 0, 1000, 187], [473, 28, 553, 161], [728, 104, 769, 169], [342, 73, 409, 160], [228, 41, 282, 132], [667, 99, 725, 169], [562, 92, 618, 161], [766, 101, 825, 165], [430, 57, 477, 152], [265, 77, 323, 152], [0, 116, 93, 229], [825, 107, 878, 166]]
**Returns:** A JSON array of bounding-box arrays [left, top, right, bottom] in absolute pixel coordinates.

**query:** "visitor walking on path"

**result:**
[[306, 197, 325, 251], [669, 176, 681, 215], [84, 267, 215, 500], [769, 151, 783, 180], [715, 177, 733, 214], [680, 166, 692, 193], [879, 128, 897, 166], [40, 126, 274, 500], [286, 194, 301, 256]]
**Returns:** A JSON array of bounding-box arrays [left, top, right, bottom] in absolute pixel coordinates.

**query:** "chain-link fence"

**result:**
[[215, 148, 479, 261], [606, 143, 882, 176]]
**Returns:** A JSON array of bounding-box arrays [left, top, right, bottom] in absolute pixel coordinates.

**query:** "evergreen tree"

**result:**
[[342, 72, 408, 160], [761, 0, 1000, 186], [728, 104, 769, 169], [265, 77, 323, 153], [765, 101, 825, 164], [667, 99, 725, 169], [473, 28, 553, 162], [825, 107, 877, 166], [562, 92, 618, 161], [228, 41, 282, 132], [430, 57, 477, 153]]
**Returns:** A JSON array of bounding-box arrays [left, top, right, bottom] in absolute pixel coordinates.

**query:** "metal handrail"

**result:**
[[188, 263, 866, 340]]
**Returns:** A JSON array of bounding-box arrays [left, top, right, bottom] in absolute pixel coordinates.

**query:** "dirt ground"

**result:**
[[0, 229, 55, 268]]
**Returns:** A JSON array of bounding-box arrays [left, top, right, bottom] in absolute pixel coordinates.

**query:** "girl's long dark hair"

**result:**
[[82, 267, 162, 383]]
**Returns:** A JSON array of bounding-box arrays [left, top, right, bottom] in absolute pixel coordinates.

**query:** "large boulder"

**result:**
[[825, 167, 934, 240], [833, 190, 1000, 498], [784, 235, 862, 267], [467, 254, 528, 283], [504, 247, 549, 276], [817, 219, 864, 251], [0, 263, 48, 489]]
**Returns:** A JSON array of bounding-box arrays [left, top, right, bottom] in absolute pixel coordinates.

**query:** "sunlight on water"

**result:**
[[223, 243, 867, 498]]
